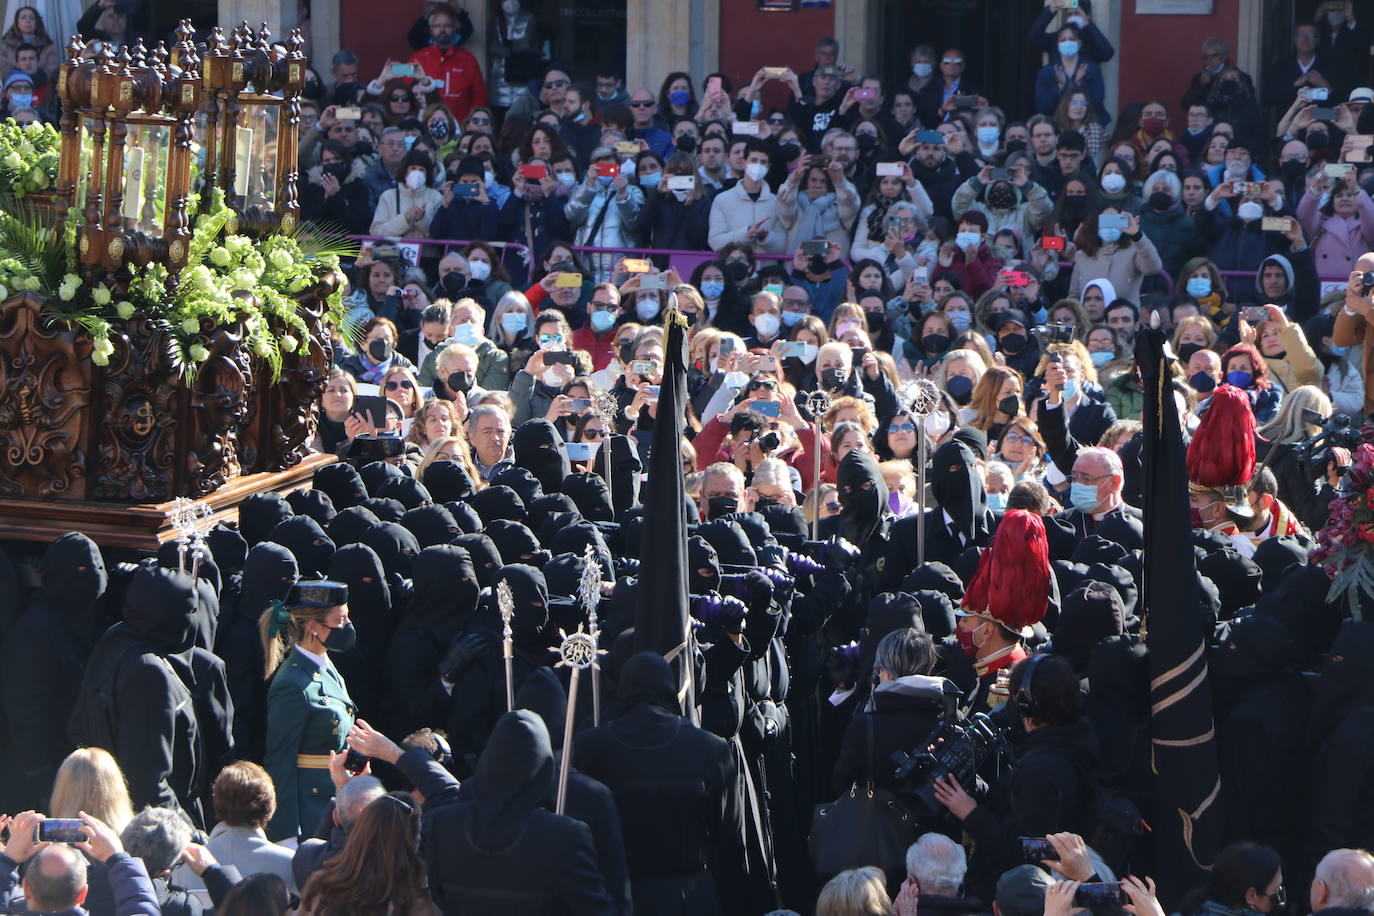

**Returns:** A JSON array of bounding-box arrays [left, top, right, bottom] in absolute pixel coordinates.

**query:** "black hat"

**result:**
[[993, 309, 1030, 332], [287, 580, 348, 608]]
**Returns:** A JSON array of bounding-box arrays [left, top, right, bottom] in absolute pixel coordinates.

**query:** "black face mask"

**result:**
[[676, 134, 697, 153], [368, 339, 392, 361], [946, 374, 974, 405], [808, 255, 829, 275], [1280, 159, 1307, 181], [322, 161, 349, 182], [440, 271, 466, 298], [706, 495, 738, 520], [922, 332, 950, 354], [323, 622, 357, 653], [998, 332, 1027, 354], [998, 394, 1021, 417], [447, 370, 474, 394], [987, 184, 1017, 210], [1190, 370, 1216, 393], [820, 366, 848, 390], [429, 120, 450, 139], [1178, 342, 1203, 365], [857, 133, 878, 152], [1148, 190, 1173, 212], [723, 260, 749, 283], [778, 142, 802, 162], [1062, 195, 1086, 214]]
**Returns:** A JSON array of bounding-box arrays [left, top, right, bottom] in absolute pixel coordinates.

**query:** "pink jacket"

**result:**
[[1297, 188, 1374, 280]]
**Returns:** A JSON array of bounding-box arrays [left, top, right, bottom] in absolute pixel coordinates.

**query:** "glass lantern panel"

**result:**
[[237, 102, 279, 211]]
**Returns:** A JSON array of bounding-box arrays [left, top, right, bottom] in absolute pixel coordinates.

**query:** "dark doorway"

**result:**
[[877, 0, 1052, 123], [519, 0, 626, 83]]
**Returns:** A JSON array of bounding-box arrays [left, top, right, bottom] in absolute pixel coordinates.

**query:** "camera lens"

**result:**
[[1361, 270, 1374, 293]]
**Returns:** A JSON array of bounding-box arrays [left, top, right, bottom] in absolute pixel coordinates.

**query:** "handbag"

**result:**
[[808, 713, 919, 883]]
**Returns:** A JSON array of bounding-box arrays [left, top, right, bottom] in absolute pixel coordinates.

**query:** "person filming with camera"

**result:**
[[1332, 255, 1374, 417]]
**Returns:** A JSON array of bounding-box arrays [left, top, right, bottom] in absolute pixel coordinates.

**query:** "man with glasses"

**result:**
[[593, 69, 629, 112], [573, 283, 623, 370], [918, 47, 982, 127], [780, 286, 812, 330], [409, 4, 487, 121], [1261, 21, 1340, 109], [362, 126, 411, 210], [1181, 37, 1255, 114], [626, 89, 674, 158], [1058, 446, 1138, 542]]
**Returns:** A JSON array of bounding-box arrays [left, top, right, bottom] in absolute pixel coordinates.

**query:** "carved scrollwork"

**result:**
[[92, 315, 179, 501], [264, 283, 330, 470], [184, 313, 250, 495]]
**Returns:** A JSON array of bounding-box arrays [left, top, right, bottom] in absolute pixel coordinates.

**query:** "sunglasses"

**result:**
[[889, 421, 916, 433], [748, 380, 777, 391], [386, 379, 415, 390], [543, 79, 570, 89], [823, 500, 841, 512], [470, 116, 491, 125], [583, 428, 607, 439], [390, 95, 410, 102], [630, 100, 656, 108]]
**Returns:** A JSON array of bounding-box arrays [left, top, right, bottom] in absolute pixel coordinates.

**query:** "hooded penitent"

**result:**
[[122, 565, 200, 656], [495, 563, 551, 656], [312, 462, 369, 510], [328, 506, 382, 547], [401, 504, 461, 548], [562, 472, 615, 522], [514, 419, 573, 495], [286, 489, 337, 527], [236, 542, 298, 622], [930, 439, 986, 543], [361, 521, 421, 578], [359, 460, 405, 495], [376, 476, 433, 511], [493, 466, 544, 505], [423, 459, 477, 502], [468, 709, 555, 852], [834, 449, 888, 548], [406, 545, 479, 641], [238, 492, 292, 547], [961, 509, 1050, 632], [616, 650, 682, 715], [268, 516, 336, 578], [467, 485, 527, 525], [40, 532, 108, 644]]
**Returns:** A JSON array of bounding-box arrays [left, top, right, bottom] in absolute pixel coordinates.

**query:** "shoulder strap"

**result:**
[[585, 191, 614, 244], [864, 713, 876, 791]]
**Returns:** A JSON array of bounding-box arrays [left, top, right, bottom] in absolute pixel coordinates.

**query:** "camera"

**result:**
[[1032, 322, 1074, 345], [343, 435, 405, 466], [1362, 270, 1374, 295], [1020, 836, 1054, 862], [1074, 883, 1124, 907], [1297, 412, 1362, 475], [893, 711, 1013, 817], [37, 819, 87, 844], [757, 431, 781, 452]]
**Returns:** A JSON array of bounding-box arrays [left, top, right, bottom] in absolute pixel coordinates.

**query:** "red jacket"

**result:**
[[692, 417, 823, 492], [573, 326, 617, 371], [409, 44, 488, 121]]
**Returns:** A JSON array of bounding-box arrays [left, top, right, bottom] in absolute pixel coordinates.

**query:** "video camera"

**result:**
[[1031, 322, 1074, 346], [892, 712, 1014, 817], [1296, 410, 1361, 476], [342, 434, 405, 467]]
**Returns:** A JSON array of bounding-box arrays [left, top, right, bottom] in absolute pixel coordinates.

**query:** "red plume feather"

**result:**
[[1186, 384, 1256, 487], [960, 509, 1050, 631]]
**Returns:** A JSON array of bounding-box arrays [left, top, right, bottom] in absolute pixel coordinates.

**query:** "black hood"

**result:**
[[327, 544, 391, 632], [930, 439, 984, 542], [513, 419, 572, 495], [1086, 635, 1149, 777], [496, 563, 550, 652], [1071, 535, 1130, 568], [516, 666, 569, 752], [616, 650, 681, 715], [858, 591, 925, 679], [362, 521, 421, 578], [359, 459, 405, 495], [205, 524, 248, 574], [268, 516, 336, 577], [1255, 565, 1341, 667], [910, 588, 956, 639], [155, 539, 223, 597], [561, 472, 614, 522], [695, 519, 756, 568], [328, 506, 382, 547], [286, 488, 337, 527], [41, 532, 108, 614], [1053, 584, 1124, 674], [901, 561, 965, 603], [1251, 535, 1306, 593], [1081, 562, 1138, 619], [689, 535, 722, 595], [401, 504, 461, 548], [453, 533, 503, 589], [487, 519, 543, 565], [121, 565, 199, 655], [470, 709, 555, 852], [376, 476, 433, 511], [1211, 613, 1294, 714], [238, 492, 292, 546], [467, 485, 527, 524], [591, 433, 642, 518], [527, 493, 580, 539], [548, 521, 614, 581], [1310, 621, 1374, 738], [238, 541, 298, 621], [723, 511, 774, 552], [445, 500, 484, 534], [423, 459, 477, 503], [312, 462, 369, 510], [542, 552, 588, 600], [492, 466, 544, 505], [359, 496, 406, 523], [1197, 547, 1262, 619], [407, 545, 478, 636], [755, 503, 807, 540], [837, 449, 888, 548]]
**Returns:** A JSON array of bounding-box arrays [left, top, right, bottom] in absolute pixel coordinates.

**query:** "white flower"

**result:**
[[58, 274, 80, 301], [253, 338, 271, 357], [91, 284, 112, 306], [279, 334, 298, 353], [0, 284, 8, 301], [93, 337, 114, 356], [115, 301, 135, 319], [269, 249, 292, 270], [209, 246, 231, 267], [91, 350, 109, 367], [180, 317, 201, 335], [189, 344, 209, 362]]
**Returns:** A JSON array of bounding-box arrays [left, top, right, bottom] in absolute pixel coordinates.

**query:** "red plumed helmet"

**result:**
[[1186, 385, 1256, 488], [961, 509, 1050, 631]]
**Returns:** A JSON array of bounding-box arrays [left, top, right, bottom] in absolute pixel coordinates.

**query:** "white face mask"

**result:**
[[468, 260, 491, 281], [405, 170, 427, 190], [1100, 172, 1126, 194], [671, 188, 690, 202], [797, 342, 818, 364], [1237, 201, 1263, 222], [744, 162, 769, 183], [541, 368, 565, 387], [754, 312, 780, 339], [924, 411, 951, 438]]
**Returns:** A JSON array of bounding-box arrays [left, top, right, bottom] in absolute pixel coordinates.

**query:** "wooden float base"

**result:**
[[0, 453, 336, 550]]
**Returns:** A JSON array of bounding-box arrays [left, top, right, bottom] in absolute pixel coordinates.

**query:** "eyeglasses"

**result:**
[[889, 421, 916, 433], [615, 338, 635, 347], [543, 79, 570, 89], [748, 380, 777, 391], [390, 94, 410, 102], [767, 117, 786, 125], [583, 428, 607, 439], [469, 116, 491, 126], [782, 297, 809, 307], [590, 300, 617, 310], [386, 379, 415, 390], [1070, 472, 1111, 485], [942, 57, 963, 65], [629, 100, 656, 108], [1003, 431, 1036, 447]]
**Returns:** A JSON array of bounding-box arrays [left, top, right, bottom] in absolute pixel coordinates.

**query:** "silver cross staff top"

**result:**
[[579, 543, 602, 635], [497, 578, 515, 640], [901, 378, 943, 416]]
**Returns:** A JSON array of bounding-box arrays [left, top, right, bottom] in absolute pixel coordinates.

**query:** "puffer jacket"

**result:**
[[775, 176, 861, 253]]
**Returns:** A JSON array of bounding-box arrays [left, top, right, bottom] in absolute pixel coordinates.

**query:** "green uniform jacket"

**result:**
[[263, 649, 356, 841]]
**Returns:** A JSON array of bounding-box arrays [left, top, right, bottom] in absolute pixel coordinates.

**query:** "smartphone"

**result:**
[[645, 385, 661, 400], [808, 155, 831, 168], [453, 182, 481, 198], [952, 94, 979, 108], [780, 340, 808, 358], [915, 129, 944, 145], [639, 272, 668, 290], [1020, 837, 1054, 862], [545, 351, 575, 366], [555, 272, 583, 288], [1325, 162, 1353, 178], [343, 748, 369, 774], [1230, 180, 1251, 196], [594, 161, 620, 179], [1242, 305, 1268, 323], [613, 142, 641, 158], [1099, 213, 1129, 231], [1059, 0, 1080, 8], [719, 336, 736, 356], [989, 168, 1013, 182], [752, 400, 781, 417], [876, 162, 904, 177], [1312, 106, 1339, 122], [390, 63, 414, 78], [519, 163, 548, 180], [1304, 87, 1330, 102], [622, 258, 652, 273], [850, 345, 867, 363], [565, 441, 597, 461], [763, 67, 788, 80], [570, 397, 592, 412], [335, 106, 362, 121], [1042, 235, 1066, 251], [854, 88, 877, 101], [1073, 884, 1124, 908], [706, 75, 723, 97], [629, 359, 657, 375], [800, 240, 828, 256], [36, 819, 86, 844], [732, 121, 760, 135], [352, 395, 390, 429], [755, 353, 778, 370], [1002, 270, 1031, 287], [913, 266, 929, 284], [667, 175, 696, 191], [1261, 216, 1291, 232]]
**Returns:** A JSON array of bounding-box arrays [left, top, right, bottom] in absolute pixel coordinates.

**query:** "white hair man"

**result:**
[[1311, 849, 1374, 914], [907, 832, 968, 901]]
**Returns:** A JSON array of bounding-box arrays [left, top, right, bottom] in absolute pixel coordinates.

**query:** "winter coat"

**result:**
[[1261, 324, 1322, 393], [1139, 204, 1201, 280], [1296, 188, 1374, 280], [832, 674, 951, 796], [299, 160, 375, 236], [775, 177, 861, 253], [370, 183, 445, 238], [708, 180, 787, 252], [1068, 234, 1163, 304], [952, 179, 1052, 243]]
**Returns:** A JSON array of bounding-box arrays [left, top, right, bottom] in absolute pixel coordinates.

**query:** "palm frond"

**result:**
[[293, 219, 360, 261], [0, 195, 62, 290]]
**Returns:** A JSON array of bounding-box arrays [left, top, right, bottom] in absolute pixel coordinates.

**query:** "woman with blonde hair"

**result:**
[[417, 435, 482, 488], [816, 866, 894, 916], [934, 348, 988, 418], [380, 364, 423, 419], [260, 581, 357, 841], [828, 302, 868, 340], [49, 747, 134, 834], [1258, 385, 1330, 445], [1172, 314, 1217, 356]]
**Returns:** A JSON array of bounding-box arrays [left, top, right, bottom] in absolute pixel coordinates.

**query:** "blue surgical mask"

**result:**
[[451, 322, 480, 346], [976, 126, 1000, 145], [1058, 40, 1080, 58], [986, 491, 1008, 511], [1226, 370, 1253, 388], [403, 135, 417, 150], [700, 280, 725, 301], [1062, 379, 1079, 401], [1069, 481, 1100, 513], [635, 299, 660, 321], [669, 90, 690, 107], [1331, 344, 1350, 358], [1090, 350, 1113, 368], [913, 63, 933, 78], [639, 172, 660, 186], [597, 174, 614, 187], [556, 171, 577, 187], [1186, 276, 1212, 298], [590, 309, 615, 333], [947, 310, 971, 332], [955, 231, 982, 249], [1098, 227, 1122, 244], [500, 312, 528, 335], [10, 92, 33, 109], [781, 309, 804, 327]]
